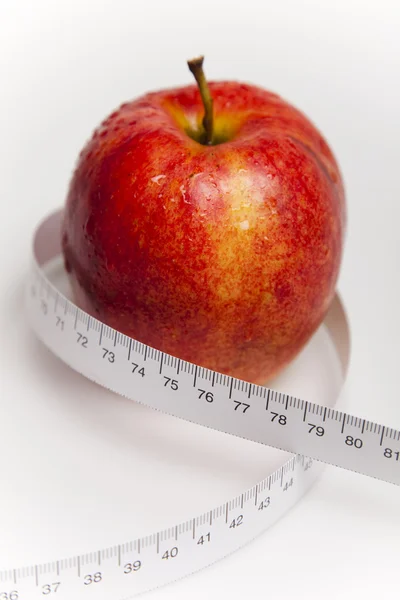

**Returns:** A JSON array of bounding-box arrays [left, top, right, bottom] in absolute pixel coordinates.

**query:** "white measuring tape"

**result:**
[[2, 209, 399, 600]]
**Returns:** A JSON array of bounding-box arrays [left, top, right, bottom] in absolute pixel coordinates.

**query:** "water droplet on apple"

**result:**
[[151, 174, 166, 185]]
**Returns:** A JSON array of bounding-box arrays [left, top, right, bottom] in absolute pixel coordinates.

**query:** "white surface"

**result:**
[[1, 0, 400, 598]]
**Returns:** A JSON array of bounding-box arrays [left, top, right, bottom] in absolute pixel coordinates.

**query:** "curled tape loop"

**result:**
[[6, 209, 395, 599]]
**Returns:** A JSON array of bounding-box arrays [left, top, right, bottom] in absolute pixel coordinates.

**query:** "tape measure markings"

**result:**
[[27, 262, 400, 487], [0, 455, 309, 571]]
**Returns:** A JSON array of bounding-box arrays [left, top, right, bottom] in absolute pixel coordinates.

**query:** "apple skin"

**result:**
[[62, 81, 345, 384]]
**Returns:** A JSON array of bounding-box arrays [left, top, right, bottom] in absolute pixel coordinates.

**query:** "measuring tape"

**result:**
[[2, 209, 399, 600]]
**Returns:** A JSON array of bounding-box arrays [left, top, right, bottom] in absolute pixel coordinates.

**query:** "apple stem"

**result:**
[[187, 56, 214, 145]]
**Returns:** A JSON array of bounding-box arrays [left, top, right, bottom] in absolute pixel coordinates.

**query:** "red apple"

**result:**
[[62, 57, 345, 384]]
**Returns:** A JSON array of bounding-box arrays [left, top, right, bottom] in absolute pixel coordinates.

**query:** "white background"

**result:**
[[1, 0, 400, 598]]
